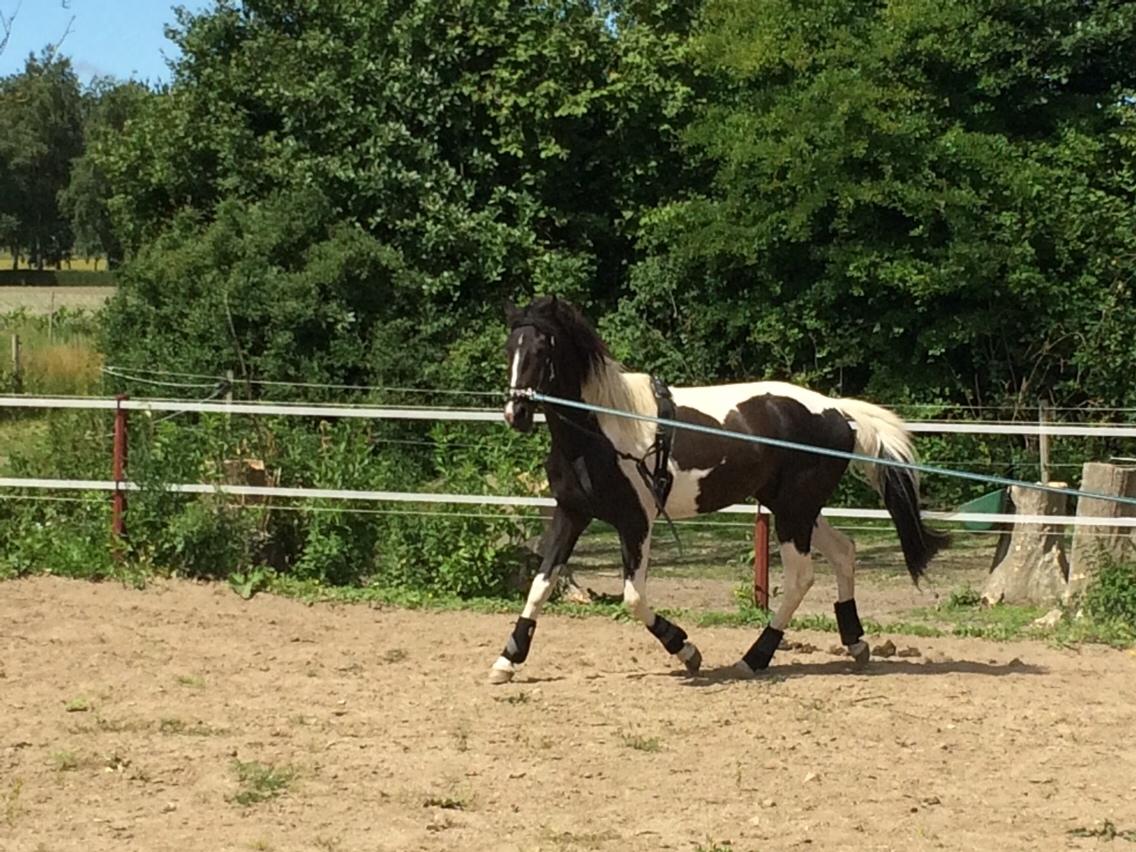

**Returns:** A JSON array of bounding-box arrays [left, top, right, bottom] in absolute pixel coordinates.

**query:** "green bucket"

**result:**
[[957, 489, 1007, 531]]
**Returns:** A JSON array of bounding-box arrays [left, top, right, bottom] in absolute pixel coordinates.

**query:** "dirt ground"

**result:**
[[3, 575, 1136, 852]]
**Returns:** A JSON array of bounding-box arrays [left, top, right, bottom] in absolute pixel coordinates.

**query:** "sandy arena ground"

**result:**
[[2, 575, 1136, 852]]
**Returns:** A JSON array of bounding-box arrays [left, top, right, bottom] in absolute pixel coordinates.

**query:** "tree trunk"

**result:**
[[1066, 463, 1136, 603], [982, 483, 1069, 606]]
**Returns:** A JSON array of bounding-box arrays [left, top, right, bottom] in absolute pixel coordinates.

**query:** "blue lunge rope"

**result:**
[[524, 390, 1136, 510]]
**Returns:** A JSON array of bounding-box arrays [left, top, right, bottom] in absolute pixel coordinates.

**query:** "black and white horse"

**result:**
[[490, 296, 947, 683]]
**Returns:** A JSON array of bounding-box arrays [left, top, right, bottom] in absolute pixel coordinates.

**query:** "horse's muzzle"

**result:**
[[504, 398, 535, 433]]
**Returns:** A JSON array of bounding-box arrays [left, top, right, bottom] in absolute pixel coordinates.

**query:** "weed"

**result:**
[[1068, 819, 1136, 841], [453, 722, 470, 753], [495, 692, 530, 705], [694, 840, 733, 852], [1084, 560, 1136, 629], [545, 828, 619, 849], [51, 751, 80, 771], [381, 648, 408, 664], [4, 779, 23, 827], [175, 674, 205, 689], [230, 760, 296, 806], [620, 731, 661, 753], [159, 718, 220, 736], [64, 697, 91, 713], [944, 586, 982, 609], [230, 567, 274, 600], [423, 795, 466, 810]]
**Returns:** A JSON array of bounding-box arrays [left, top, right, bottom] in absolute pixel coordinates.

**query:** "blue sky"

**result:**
[[1, 0, 212, 84]]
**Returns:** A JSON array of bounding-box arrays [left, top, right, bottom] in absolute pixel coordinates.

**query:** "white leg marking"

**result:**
[[622, 536, 653, 626], [521, 565, 561, 620], [769, 543, 815, 631], [813, 517, 857, 603]]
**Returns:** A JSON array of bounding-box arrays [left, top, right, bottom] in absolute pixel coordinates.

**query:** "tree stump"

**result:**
[[981, 483, 1069, 606], [1066, 463, 1136, 603]]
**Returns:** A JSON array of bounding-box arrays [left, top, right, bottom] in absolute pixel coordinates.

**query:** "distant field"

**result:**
[[0, 253, 105, 272], [0, 286, 115, 315]]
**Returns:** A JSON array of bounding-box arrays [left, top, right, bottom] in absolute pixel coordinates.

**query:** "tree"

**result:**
[[615, 0, 1136, 412], [0, 52, 83, 268], [97, 0, 699, 393], [59, 78, 150, 266]]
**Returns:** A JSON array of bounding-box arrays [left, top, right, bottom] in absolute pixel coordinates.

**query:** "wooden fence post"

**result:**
[[753, 506, 770, 610]]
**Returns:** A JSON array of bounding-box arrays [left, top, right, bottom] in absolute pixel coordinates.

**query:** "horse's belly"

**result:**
[[664, 463, 761, 519]]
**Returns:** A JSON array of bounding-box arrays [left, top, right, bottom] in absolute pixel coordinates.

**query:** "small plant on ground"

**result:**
[[1083, 560, 1136, 629], [944, 586, 982, 609], [51, 751, 80, 771], [422, 795, 466, 810], [1068, 819, 1136, 841], [620, 731, 661, 753], [230, 760, 296, 806], [694, 840, 733, 852]]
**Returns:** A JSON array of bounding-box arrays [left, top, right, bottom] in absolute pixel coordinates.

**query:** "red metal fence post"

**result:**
[[753, 505, 770, 610], [111, 394, 128, 550]]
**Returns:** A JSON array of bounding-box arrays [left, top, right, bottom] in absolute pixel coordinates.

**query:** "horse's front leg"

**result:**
[[618, 519, 702, 675], [736, 537, 815, 676], [488, 506, 588, 684]]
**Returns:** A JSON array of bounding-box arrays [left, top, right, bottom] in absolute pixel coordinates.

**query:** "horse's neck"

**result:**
[[579, 361, 656, 454]]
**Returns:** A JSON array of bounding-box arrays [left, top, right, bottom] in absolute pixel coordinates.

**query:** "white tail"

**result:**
[[834, 397, 917, 493]]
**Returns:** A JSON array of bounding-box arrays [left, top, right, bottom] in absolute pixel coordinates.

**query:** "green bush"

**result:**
[[1083, 560, 1136, 629], [0, 402, 545, 597]]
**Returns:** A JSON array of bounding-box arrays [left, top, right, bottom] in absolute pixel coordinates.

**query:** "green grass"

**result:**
[[258, 572, 1136, 646], [0, 252, 106, 273], [620, 731, 662, 752], [0, 308, 103, 395], [230, 760, 296, 806]]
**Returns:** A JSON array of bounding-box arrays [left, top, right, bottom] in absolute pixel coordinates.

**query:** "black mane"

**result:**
[[509, 296, 612, 397]]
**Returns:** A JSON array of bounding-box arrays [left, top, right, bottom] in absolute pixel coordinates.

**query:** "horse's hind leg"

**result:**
[[619, 522, 702, 674], [813, 517, 869, 665]]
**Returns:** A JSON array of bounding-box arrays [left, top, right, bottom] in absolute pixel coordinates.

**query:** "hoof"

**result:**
[[682, 646, 702, 675], [487, 667, 515, 685], [488, 658, 517, 684], [849, 640, 870, 668], [732, 660, 757, 679]]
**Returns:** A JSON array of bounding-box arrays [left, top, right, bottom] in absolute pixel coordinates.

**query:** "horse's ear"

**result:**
[[503, 298, 521, 325]]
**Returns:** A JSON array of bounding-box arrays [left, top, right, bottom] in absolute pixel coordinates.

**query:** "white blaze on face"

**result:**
[[504, 334, 525, 421]]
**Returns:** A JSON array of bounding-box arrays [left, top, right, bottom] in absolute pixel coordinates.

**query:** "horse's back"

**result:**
[[665, 381, 855, 517]]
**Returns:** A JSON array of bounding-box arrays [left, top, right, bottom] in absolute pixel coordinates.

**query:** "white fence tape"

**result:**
[[2, 476, 1135, 528], [2, 395, 1136, 437], [2, 396, 1135, 529]]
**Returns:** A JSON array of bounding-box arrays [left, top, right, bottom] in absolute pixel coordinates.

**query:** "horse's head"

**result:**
[[504, 295, 611, 432], [503, 297, 561, 433]]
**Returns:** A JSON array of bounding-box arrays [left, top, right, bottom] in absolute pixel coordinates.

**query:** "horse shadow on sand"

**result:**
[[631, 655, 1048, 687]]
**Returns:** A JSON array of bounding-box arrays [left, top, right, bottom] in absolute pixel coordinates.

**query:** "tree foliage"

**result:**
[[612, 0, 1136, 413], [0, 52, 83, 267], [97, 0, 697, 394]]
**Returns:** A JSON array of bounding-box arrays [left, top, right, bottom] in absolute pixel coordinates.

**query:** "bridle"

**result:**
[[506, 322, 557, 405]]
